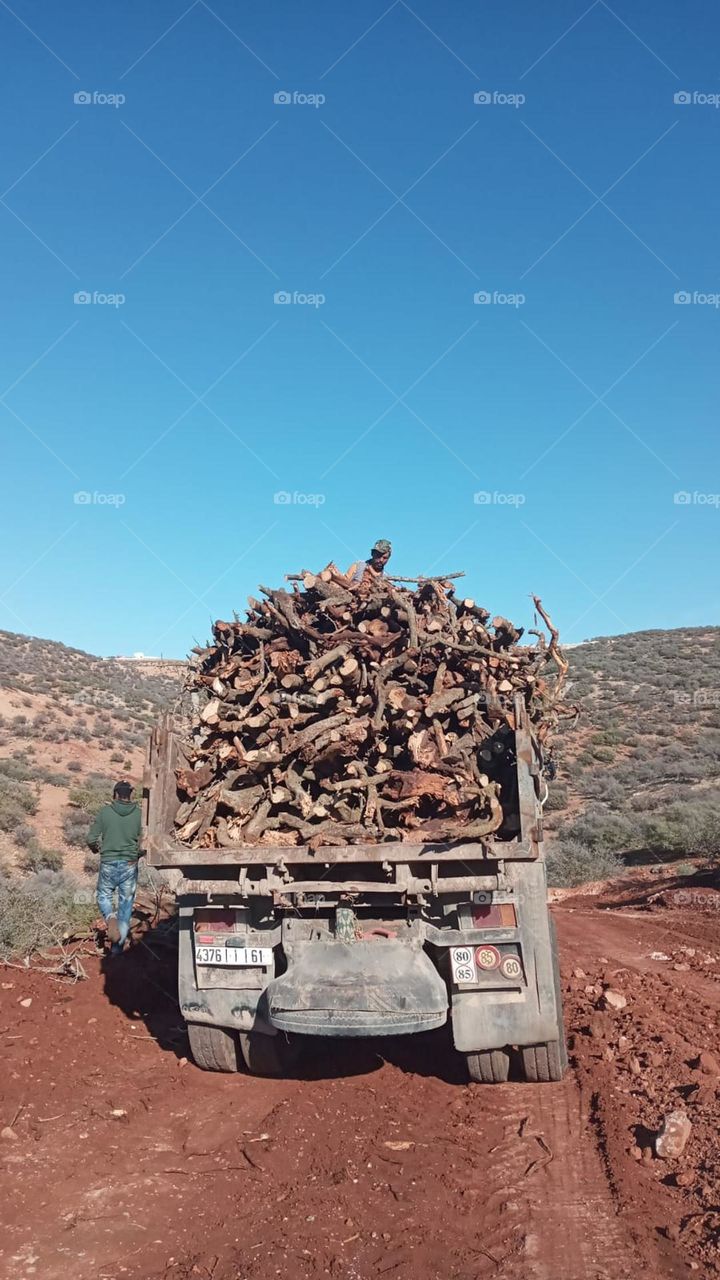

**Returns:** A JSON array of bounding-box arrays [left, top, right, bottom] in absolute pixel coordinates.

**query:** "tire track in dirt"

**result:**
[[0, 910, 695, 1280]]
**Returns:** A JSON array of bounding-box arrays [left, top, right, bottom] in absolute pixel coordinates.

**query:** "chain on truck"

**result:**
[[144, 692, 566, 1084]]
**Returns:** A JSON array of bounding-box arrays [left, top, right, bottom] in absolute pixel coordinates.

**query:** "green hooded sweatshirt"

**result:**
[[87, 801, 142, 863]]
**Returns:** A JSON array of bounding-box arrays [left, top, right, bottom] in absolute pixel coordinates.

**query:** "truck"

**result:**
[[144, 691, 566, 1084]]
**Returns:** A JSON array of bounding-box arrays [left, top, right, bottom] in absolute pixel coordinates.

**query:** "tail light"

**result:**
[[472, 903, 517, 928], [194, 909, 237, 933]]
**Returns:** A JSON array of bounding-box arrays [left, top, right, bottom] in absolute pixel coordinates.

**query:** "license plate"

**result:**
[[195, 945, 272, 967]]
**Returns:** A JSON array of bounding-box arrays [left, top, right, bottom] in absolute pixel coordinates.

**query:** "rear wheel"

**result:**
[[466, 1049, 510, 1083], [520, 919, 568, 1083], [521, 1040, 565, 1082], [239, 1031, 299, 1077], [187, 1022, 240, 1073]]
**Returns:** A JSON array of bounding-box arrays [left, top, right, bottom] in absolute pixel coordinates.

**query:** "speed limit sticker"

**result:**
[[451, 946, 477, 985], [500, 954, 523, 980]]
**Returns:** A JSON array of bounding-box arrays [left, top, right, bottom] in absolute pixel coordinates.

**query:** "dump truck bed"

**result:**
[[143, 695, 544, 871]]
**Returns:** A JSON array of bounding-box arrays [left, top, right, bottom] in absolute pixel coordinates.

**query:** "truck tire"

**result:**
[[239, 1031, 298, 1078], [521, 1040, 565, 1083], [466, 1049, 510, 1083], [187, 1022, 241, 1072], [521, 918, 568, 1083]]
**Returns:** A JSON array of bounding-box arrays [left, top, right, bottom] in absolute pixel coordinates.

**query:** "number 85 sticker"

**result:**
[[451, 946, 477, 985]]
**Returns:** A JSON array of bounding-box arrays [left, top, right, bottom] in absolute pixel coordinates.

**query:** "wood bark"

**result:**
[[174, 564, 570, 847]]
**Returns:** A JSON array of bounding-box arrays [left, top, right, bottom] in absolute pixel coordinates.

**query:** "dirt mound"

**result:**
[[560, 880, 720, 1276]]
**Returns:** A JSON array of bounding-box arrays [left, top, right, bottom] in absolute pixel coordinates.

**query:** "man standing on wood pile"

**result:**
[[87, 781, 142, 958], [346, 538, 392, 583]]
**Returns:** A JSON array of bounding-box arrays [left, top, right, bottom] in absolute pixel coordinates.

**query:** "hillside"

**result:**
[[0, 624, 718, 883], [0, 630, 183, 874], [547, 625, 720, 875]]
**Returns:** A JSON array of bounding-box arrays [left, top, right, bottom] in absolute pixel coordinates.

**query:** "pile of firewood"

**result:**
[[174, 566, 569, 848]]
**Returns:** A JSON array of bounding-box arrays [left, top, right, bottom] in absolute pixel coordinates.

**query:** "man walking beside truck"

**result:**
[[87, 781, 142, 957]]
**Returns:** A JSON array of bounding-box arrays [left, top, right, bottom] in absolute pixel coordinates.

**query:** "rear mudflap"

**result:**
[[263, 940, 448, 1037]]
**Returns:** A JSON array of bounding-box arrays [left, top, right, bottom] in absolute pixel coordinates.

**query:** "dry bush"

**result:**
[[0, 870, 95, 960], [546, 839, 623, 887]]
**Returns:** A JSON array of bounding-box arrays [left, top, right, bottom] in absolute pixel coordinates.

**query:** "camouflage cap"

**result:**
[[372, 539, 392, 555]]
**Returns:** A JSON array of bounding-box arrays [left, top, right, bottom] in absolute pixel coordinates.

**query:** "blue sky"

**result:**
[[0, 0, 718, 657]]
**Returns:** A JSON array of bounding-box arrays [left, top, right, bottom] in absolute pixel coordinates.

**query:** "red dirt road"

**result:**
[[1, 884, 717, 1280]]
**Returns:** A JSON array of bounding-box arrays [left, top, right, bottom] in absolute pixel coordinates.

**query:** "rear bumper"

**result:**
[[264, 940, 448, 1037]]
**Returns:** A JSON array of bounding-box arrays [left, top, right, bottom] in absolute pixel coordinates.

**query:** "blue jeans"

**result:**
[[96, 859, 139, 947]]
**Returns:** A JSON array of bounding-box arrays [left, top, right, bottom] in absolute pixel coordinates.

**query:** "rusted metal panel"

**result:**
[[513, 693, 542, 856], [146, 833, 532, 867]]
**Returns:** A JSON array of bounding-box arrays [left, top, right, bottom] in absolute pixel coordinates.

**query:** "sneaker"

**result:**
[[106, 915, 121, 944]]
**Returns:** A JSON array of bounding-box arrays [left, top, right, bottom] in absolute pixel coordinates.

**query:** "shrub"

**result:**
[[68, 780, 113, 816], [83, 849, 100, 874], [0, 757, 37, 782], [543, 784, 569, 812], [17, 845, 64, 872], [0, 870, 96, 959], [640, 804, 720, 859], [562, 808, 640, 853], [63, 810, 91, 847], [39, 770, 70, 788], [546, 839, 624, 887], [0, 779, 38, 832], [67, 760, 83, 773]]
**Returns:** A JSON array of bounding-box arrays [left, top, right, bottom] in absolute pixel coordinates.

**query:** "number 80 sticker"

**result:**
[[500, 954, 523, 980], [450, 946, 477, 984]]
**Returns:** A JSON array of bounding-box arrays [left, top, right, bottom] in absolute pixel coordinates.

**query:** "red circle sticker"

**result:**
[[475, 945, 501, 970]]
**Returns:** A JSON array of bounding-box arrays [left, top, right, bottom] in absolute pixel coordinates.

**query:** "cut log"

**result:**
[[175, 562, 569, 847]]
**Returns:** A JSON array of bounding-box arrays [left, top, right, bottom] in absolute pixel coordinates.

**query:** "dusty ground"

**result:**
[[0, 880, 717, 1280]]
